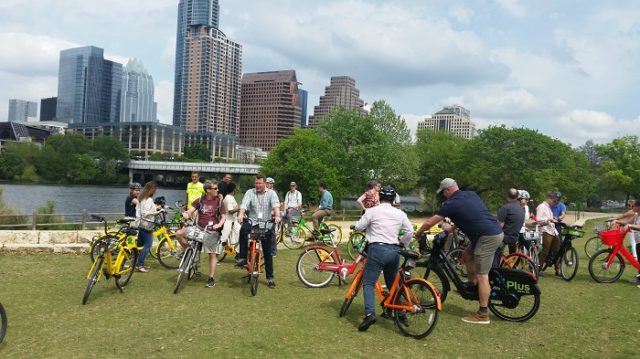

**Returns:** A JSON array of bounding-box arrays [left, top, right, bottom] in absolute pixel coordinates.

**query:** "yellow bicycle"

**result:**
[[83, 215, 139, 305]]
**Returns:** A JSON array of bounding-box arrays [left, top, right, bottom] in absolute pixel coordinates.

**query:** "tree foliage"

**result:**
[[184, 144, 211, 162], [597, 135, 640, 200]]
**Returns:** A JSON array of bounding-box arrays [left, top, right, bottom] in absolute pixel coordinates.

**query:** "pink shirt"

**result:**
[[536, 201, 557, 236]]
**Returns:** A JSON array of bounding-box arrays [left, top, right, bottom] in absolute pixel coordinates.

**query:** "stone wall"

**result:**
[[0, 230, 100, 253]]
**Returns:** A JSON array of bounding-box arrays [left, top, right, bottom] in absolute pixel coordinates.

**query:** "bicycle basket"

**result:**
[[523, 230, 541, 244], [289, 209, 302, 223], [186, 226, 206, 243], [250, 227, 268, 240], [560, 227, 585, 238], [599, 229, 626, 246]]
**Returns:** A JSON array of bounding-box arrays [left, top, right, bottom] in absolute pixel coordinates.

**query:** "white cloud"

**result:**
[[0, 32, 78, 76], [441, 86, 543, 119], [493, 0, 526, 18], [449, 5, 475, 24]]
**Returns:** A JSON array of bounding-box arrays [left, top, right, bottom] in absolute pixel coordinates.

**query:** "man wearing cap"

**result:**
[[283, 182, 302, 232], [415, 178, 503, 324]]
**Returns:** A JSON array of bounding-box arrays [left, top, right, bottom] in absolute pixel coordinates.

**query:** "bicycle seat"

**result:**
[[320, 227, 335, 235], [117, 218, 136, 225], [399, 250, 420, 260]]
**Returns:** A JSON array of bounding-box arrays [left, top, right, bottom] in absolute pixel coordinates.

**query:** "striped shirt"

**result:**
[[240, 188, 280, 223]]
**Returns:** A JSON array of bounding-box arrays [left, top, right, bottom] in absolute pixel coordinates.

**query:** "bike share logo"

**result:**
[[506, 280, 530, 293]]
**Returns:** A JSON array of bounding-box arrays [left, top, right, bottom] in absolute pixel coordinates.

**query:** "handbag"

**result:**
[[137, 218, 155, 231]]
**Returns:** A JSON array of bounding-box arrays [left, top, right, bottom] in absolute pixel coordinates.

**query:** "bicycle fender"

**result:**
[[491, 267, 541, 295]]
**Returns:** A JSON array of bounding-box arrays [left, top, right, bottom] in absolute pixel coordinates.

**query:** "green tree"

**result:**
[[184, 144, 211, 162], [597, 135, 640, 201], [0, 142, 40, 180]]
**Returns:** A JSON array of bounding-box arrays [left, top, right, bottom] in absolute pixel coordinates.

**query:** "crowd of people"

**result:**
[[121, 173, 639, 333]]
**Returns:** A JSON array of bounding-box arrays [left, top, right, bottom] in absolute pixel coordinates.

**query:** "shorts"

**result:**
[[467, 233, 503, 274], [202, 231, 221, 254]]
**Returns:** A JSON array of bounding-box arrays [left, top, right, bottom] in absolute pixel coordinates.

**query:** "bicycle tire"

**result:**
[[393, 278, 439, 339], [296, 248, 336, 288], [446, 248, 468, 281], [488, 289, 540, 322], [115, 248, 138, 289], [584, 236, 604, 259], [560, 247, 579, 281], [173, 248, 193, 294], [250, 250, 260, 296], [588, 249, 625, 283], [327, 224, 343, 245], [88, 231, 120, 263], [283, 227, 306, 249], [82, 256, 104, 305], [502, 253, 538, 277], [0, 302, 6, 345], [157, 235, 181, 269], [347, 233, 366, 260], [422, 265, 449, 304], [339, 270, 363, 317]]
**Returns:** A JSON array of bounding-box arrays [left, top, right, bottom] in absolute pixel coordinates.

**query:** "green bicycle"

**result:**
[[279, 210, 343, 249]]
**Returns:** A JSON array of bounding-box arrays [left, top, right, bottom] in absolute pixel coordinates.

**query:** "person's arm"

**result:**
[[399, 216, 413, 245], [615, 209, 635, 221], [131, 197, 139, 206], [238, 191, 251, 223], [354, 210, 371, 231], [356, 192, 366, 210], [415, 214, 445, 238], [212, 203, 226, 230], [497, 206, 507, 228]]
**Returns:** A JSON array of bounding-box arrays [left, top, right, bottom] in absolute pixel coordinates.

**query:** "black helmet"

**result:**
[[154, 196, 166, 206], [555, 191, 563, 199], [379, 185, 396, 203], [129, 182, 142, 190]]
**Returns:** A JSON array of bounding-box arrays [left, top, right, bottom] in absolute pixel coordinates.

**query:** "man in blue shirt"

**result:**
[[551, 191, 567, 238], [415, 178, 503, 324], [312, 182, 333, 238]]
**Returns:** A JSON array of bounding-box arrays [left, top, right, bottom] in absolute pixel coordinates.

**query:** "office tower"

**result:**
[[417, 105, 476, 139], [8, 99, 37, 122], [240, 70, 302, 151], [121, 58, 157, 122], [173, 0, 220, 127], [40, 97, 57, 122], [308, 76, 366, 126], [298, 88, 308, 127], [56, 46, 123, 124]]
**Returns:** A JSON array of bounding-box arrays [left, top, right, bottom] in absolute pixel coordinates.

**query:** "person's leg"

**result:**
[[551, 236, 562, 273], [205, 232, 220, 279], [262, 230, 274, 279], [136, 229, 153, 268], [237, 222, 252, 261], [220, 220, 232, 244], [362, 245, 384, 316], [463, 245, 476, 283], [464, 233, 502, 324], [629, 231, 638, 260], [175, 227, 189, 249], [538, 233, 553, 271], [312, 210, 322, 232], [230, 221, 240, 246], [380, 246, 400, 290]]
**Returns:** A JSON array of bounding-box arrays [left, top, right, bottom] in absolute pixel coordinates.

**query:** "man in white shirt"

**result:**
[[354, 185, 413, 332], [283, 182, 302, 231], [536, 192, 560, 276]]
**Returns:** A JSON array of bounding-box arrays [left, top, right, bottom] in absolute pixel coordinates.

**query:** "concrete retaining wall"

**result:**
[[0, 230, 100, 253]]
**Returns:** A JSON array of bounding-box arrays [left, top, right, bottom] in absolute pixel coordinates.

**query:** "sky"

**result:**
[[1, 0, 639, 146]]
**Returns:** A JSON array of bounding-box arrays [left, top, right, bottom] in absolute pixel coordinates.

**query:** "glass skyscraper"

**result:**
[[56, 46, 123, 124], [173, 0, 220, 127], [121, 58, 157, 122]]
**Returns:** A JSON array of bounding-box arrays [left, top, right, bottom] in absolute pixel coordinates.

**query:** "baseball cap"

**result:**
[[290, 181, 297, 186], [436, 178, 456, 194], [266, 177, 275, 184]]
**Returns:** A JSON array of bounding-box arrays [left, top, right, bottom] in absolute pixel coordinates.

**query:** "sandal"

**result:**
[[135, 266, 149, 273]]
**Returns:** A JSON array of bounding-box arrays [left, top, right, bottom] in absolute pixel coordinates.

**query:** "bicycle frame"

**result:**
[[309, 244, 365, 278], [86, 237, 132, 280], [605, 239, 640, 270], [247, 239, 262, 276]]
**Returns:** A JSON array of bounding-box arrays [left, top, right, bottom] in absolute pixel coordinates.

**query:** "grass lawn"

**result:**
[[0, 219, 639, 358]]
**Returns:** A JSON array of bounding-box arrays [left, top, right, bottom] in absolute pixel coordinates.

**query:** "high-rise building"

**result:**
[[56, 46, 123, 124], [298, 88, 308, 127], [180, 25, 242, 135], [417, 105, 476, 139], [8, 99, 37, 122], [40, 97, 57, 122], [308, 76, 366, 126], [173, 0, 242, 137], [121, 58, 157, 122], [240, 70, 301, 151]]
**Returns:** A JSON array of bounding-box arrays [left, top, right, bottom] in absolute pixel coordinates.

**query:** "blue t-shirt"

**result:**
[[319, 190, 333, 210], [551, 202, 566, 218], [436, 190, 502, 244]]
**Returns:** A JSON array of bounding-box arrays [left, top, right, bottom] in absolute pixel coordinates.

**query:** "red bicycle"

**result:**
[[295, 228, 363, 288], [588, 226, 640, 283]]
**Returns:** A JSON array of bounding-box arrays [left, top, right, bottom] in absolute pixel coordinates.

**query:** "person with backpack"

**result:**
[[175, 180, 226, 288]]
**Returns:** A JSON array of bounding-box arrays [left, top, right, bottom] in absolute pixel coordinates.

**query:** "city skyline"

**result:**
[[0, 0, 639, 145]]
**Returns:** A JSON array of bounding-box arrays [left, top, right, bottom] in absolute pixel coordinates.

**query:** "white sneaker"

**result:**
[[629, 275, 640, 284]]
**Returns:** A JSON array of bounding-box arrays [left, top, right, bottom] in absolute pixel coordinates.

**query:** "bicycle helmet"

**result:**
[[517, 190, 530, 200], [129, 182, 142, 190], [555, 191, 562, 199], [379, 185, 396, 203], [266, 177, 275, 184]]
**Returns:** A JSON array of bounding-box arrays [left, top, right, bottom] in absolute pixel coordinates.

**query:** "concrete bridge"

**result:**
[[127, 160, 261, 184]]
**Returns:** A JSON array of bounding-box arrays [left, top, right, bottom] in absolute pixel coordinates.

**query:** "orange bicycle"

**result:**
[[339, 250, 441, 339], [245, 219, 271, 296]]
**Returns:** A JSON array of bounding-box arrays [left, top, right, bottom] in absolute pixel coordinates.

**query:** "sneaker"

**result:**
[[135, 266, 149, 273], [461, 311, 490, 324], [206, 277, 216, 288], [234, 259, 247, 268], [267, 278, 276, 289], [358, 313, 377, 331], [629, 275, 640, 284]]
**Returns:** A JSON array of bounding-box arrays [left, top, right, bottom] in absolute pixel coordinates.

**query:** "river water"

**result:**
[[0, 183, 425, 215]]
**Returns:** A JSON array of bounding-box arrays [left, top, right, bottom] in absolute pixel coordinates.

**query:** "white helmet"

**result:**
[[517, 190, 530, 200]]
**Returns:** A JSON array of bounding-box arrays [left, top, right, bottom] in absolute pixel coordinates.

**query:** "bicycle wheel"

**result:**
[[560, 247, 579, 281], [502, 253, 538, 277], [446, 248, 468, 281], [393, 278, 439, 339], [283, 227, 306, 249], [0, 302, 6, 345], [347, 233, 366, 260], [157, 235, 181, 269], [584, 236, 604, 259], [339, 270, 363, 317], [173, 248, 193, 294], [422, 265, 449, 304], [115, 248, 138, 289], [488, 292, 540, 322], [327, 224, 343, 245], [296, 248, 336, 288], [588, 249, 625, 283], [82, 256, 104, 305], [250, 250, 260, 296]]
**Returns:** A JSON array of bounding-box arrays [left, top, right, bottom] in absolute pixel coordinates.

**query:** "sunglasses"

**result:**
[[208, 187, 218, 190]]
